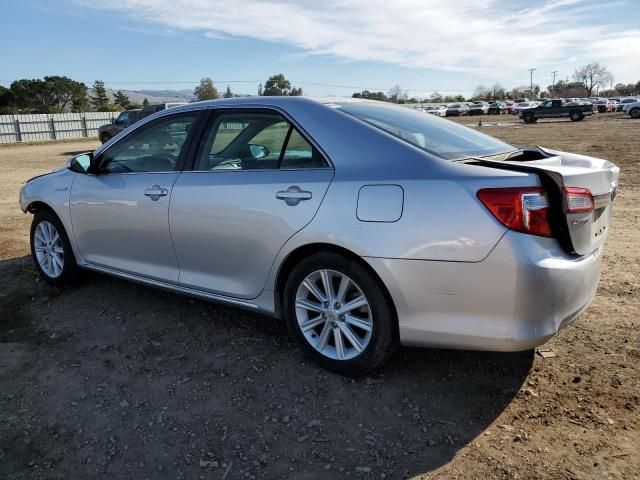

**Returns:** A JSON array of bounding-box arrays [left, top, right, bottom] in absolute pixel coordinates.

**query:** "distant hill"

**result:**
[[85, 88, 251, 108]]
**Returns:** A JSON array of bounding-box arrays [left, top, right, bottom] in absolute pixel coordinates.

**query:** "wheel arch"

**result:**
[[26, 200, 59, 216], [273, 242, 398, 323]]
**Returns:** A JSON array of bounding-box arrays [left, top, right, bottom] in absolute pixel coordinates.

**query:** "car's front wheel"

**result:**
[[630, 108, 640, 119], [283, 252, 398, 376], [30, 210, 79, 286], [100, 133, 111, 144]]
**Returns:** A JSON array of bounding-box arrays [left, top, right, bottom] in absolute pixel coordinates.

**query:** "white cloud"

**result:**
[[73, 0, 640, 83]]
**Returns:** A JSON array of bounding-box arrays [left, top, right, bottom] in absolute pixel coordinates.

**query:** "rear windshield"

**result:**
[[335, 102, 515, 160]]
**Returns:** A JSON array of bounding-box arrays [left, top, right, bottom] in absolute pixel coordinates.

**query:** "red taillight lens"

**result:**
[[477, 187, 552, 237], [564, 187, 593, 213]]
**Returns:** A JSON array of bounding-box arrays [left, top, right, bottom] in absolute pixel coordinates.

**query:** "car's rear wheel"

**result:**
[[283, 252, 398, 376], [30, 210, 79, 286], [523, 114, 537, 124], [569, 111, 584, 122], [100, 133, 111, 144], [630, 108, 640, 119]]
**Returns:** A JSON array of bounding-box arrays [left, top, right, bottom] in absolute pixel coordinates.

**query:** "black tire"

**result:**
[[100, 133, 111, 144], [283, 252, 398, 376], [30, 210, 79, 287], [523, 114, 537, 124], [630, 108, 640, 119], [569, 111, 584, 122]]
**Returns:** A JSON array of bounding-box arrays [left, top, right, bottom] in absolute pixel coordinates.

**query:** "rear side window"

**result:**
[[336, 102, 515, 160], [194, 110, 329, 171]]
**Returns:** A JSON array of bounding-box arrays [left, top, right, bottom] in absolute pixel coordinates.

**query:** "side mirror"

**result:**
[[248, 144, 269, 159], [67, 152, 93, 174]]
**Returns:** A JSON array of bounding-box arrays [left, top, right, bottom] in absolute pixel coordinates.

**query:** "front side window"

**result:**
[[99, 113, 197, 173], [335, 102, 515, 160], [195, 110, 328, 171]]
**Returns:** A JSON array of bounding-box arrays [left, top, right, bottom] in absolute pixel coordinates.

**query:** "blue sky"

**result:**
[[1, 0, 639, 98]]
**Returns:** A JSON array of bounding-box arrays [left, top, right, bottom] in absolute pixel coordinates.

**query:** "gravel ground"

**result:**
[[1, 113, 638, 479]]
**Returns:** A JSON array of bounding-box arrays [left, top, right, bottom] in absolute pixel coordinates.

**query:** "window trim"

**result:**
[[184, 106, 333, 172], [94, 110, 206, 175]]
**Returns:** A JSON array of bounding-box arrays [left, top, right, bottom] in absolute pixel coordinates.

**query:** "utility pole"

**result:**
[[528, 68, 536, 99], [551, 70, 558, 96]]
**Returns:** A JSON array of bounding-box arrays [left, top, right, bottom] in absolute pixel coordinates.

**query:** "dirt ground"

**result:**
[[0, 114, 638, 480]]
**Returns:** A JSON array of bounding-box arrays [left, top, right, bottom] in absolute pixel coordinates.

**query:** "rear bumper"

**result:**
[[365, 231, 603, 351]]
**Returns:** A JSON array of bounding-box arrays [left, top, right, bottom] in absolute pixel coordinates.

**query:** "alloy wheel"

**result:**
[[295, 269, 373, 361], [33, 221, 64, 278]]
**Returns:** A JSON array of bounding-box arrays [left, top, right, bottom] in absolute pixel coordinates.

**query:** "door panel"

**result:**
[[170, 169, 333, 298], [70, 173, 180, 281], [69, 111, 199, 282]]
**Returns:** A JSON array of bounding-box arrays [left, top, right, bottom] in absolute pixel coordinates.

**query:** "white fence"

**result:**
[[0, 112, 118, 144]]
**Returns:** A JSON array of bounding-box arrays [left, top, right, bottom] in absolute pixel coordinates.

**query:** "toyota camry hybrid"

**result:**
[[20, 97, 619, 375]]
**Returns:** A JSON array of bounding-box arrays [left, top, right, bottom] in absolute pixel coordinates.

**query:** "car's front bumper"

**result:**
[[365, 231, 603, 351]]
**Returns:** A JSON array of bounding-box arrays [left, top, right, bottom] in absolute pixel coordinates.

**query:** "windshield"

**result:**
[[335, 102, 516, 160]]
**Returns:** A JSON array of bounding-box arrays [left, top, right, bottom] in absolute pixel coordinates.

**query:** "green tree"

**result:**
[[261, 74, 302, 96], [0, 85, 15, 113], [10, 76, 87, 113], [89, 80, 110, 111], [142, 97, 150, 108], [352, 90, 388, 102], [113, 90, 131, 109], [223, 85, 233, 98], [193, 77, 219, 101], [257, 83, 263, 96]]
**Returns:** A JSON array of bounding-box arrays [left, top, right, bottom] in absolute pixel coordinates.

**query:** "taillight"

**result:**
[[564, 187, 593, 213], [477, 187, 552, 237]]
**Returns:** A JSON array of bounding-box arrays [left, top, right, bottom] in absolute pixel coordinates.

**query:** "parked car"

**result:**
[[519, 99, 594, 123], [98, 109, 142, 143], [425, 104, 447, 117], [505, 101, 518, 114], [468, 102, 489, 116], [140, 102, 188, 119], [619, 97, 639, 113], [487, 102, 507, 115], [98, 102, 188, 144], [622, 99, 640, 118], [445, 103, 469, 116], [512, 101, 539, 115], [20, 97, 619, 375], [593, 99, 615, 113]]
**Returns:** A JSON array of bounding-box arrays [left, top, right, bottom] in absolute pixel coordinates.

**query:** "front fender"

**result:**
[[20, 169, 83, 262]]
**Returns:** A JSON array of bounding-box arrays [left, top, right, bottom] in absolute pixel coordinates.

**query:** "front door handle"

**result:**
[[276, 186, 312, 206], [144, 185, 168, 201]]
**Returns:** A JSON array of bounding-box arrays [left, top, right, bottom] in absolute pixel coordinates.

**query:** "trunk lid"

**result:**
[[473, 147, 619, 256]]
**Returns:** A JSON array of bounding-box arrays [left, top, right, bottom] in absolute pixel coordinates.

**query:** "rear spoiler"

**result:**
[[465, 154, 576, 254]]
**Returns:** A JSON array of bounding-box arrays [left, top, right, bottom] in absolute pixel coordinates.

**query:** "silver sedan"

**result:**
[[20, 97, 619, 375]]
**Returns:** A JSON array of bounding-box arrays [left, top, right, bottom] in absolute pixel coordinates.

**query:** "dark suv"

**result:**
[[98, 102, 188, 143], [98, 109, 143, 143]]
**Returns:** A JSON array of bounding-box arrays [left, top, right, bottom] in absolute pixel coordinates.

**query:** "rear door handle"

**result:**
[[276, 186, 312, 205], [144, 185, 168, 200]]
